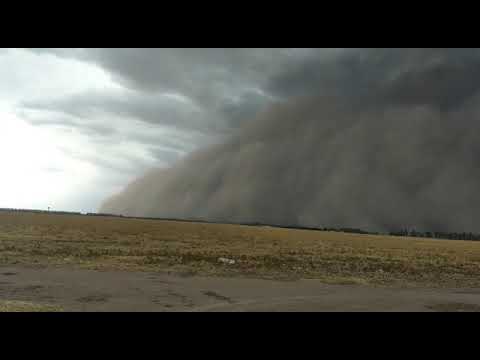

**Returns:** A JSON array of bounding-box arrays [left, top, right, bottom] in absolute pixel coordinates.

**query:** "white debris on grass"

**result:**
[[218, 257, 236, 265]]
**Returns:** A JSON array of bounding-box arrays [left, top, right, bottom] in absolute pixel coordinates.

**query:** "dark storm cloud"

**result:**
[[21, 90, 216, 133], [148, 146, 183, 163], [23, 49, 323, 170], [131, 130, 207, 153], [100, 48, 480, 233], [80, 48, 300, 94], [268, 48, 480, 111], [25, 48, 335, 131], [18, 107, 117, 137]]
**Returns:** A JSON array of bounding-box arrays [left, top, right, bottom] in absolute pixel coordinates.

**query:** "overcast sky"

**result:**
[[3, 48, 480, 232], [0, 48, 344, 212]]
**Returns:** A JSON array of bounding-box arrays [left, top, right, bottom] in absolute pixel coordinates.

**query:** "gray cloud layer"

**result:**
[[100, 48, 480, 233], [26, 48, 341, 131]]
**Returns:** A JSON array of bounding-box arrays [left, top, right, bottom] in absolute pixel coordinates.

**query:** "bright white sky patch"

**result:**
[[0, 50, 127, 212], [0, 48, 121, 103], [0, 106, 93, 210]]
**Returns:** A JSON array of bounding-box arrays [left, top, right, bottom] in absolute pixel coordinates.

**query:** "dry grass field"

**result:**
[[0, 300, 63, 312], [1, 211, 480, 287]]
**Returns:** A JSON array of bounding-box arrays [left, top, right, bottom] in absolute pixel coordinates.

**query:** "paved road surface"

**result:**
[[1, 266, 480, 311]]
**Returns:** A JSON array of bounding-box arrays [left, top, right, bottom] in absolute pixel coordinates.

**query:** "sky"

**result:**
[[0, 48, 189, 211], [3, 48, 480, 232], [0, 48, 341, 212]]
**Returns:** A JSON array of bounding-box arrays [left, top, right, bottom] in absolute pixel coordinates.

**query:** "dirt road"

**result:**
[[1, 266, 480, 311]]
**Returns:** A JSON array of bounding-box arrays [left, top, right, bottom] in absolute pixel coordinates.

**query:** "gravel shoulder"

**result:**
[[1, 265, 480, 312]]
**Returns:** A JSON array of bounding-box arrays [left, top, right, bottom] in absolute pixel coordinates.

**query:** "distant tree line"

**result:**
[[388, 229, 480, 241], [0, 208, 82, 216], [85, 212, 125, 217], [270, 224, 378, 235], [321, 227, 376, 235], [0, 208, 128, 218], [313, 226, 480, 241], [264, 223, 480, 241]]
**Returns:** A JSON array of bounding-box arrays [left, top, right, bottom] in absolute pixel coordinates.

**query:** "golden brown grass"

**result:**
[[1, 211, 480, 287], [0, 300, 63, 312]]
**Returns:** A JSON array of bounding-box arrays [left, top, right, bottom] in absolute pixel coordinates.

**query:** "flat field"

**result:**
[[1, 211, 480, 287]]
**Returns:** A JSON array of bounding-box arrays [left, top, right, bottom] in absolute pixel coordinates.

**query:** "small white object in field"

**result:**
[[218, 257, 236, 265]]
